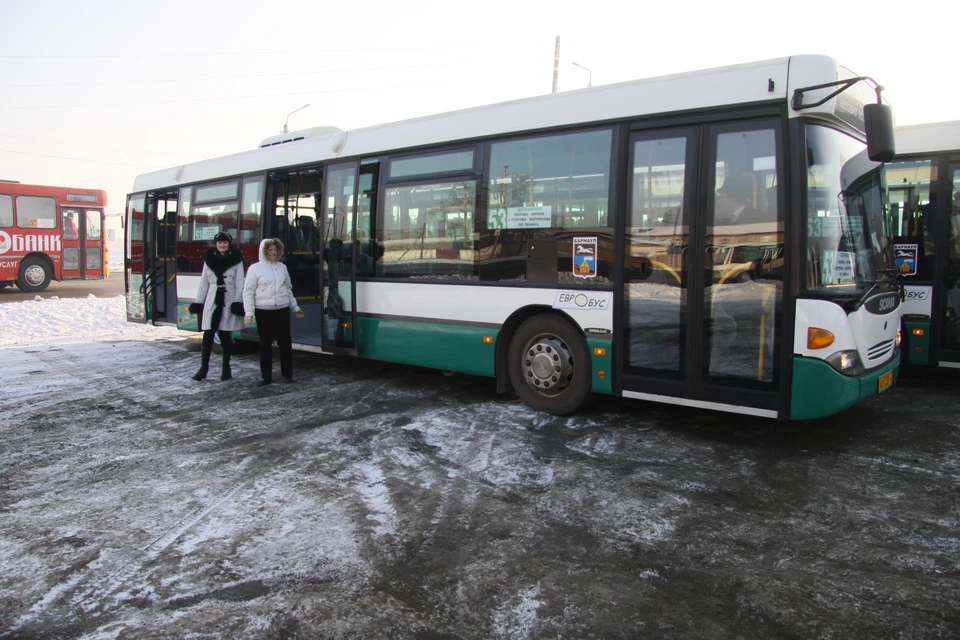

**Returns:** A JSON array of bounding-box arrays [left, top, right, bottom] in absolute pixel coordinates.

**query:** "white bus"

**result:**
[[885, 120, 960, 370], [125, 54, 902, 419]]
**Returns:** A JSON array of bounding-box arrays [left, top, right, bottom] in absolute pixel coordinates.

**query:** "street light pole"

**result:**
[[552, 35, 560, 93], [571, 62, 593, 88], [282, 104, 311, 133]]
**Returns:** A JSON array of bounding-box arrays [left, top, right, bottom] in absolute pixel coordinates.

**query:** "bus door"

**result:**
[[886, 164, 935, 368], [618, 120, 783, 417], [267, 170, 324, 346], [940, 162, 960, 365], [319, 162, 359, 355], [60, 207, 104, 279], [125, 194, 148, 323], [148, 191, 179, 325]]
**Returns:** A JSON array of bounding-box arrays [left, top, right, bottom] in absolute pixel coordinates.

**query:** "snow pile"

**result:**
[[0, 295, 177, 348]]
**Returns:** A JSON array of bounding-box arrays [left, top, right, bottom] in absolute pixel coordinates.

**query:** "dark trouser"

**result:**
[[254, 308, 292, 381], [201, 329, 233, 355], [197, 330, 233, 379]]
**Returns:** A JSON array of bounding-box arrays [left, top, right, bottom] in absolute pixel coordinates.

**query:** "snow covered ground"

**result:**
[[0, 295, 173, 348], [0, 296, 958, 639]]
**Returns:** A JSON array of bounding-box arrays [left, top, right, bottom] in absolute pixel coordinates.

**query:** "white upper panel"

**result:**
[[895, 120, 960, 155], [132, 54, 866, 194]]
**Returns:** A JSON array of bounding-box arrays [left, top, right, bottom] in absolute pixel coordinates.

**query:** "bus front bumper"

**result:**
[[790, 352, 900, 420]]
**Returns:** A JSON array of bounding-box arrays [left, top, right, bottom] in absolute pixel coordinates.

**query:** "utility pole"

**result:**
[[552, 36, 560, 93]]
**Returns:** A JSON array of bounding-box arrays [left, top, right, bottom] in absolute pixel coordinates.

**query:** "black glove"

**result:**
[[189, 302, 204, 315], [230, 302, 245, 317]]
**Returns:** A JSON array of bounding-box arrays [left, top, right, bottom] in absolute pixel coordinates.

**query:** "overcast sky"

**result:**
[[2, 0, 957, 229]]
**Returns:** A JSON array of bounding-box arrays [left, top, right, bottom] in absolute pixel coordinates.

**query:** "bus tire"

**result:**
[[17, 258, 51, 293], [508, 314, 593, 415]]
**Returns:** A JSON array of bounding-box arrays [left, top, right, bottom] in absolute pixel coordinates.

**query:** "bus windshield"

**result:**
[[805, 124, 895, 298]]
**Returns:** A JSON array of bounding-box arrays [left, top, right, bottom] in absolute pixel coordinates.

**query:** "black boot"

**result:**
[[193, 331, 214, 380], [220, 333, 233, 381]]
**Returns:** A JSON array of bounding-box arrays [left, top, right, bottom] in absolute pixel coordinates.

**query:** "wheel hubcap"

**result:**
[[24, 265, 45, 286], [521, 334, 575, 397]]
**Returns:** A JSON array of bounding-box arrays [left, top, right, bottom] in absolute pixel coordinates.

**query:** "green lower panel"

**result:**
[[790, 352, 900, 420], [586, 337, 613, 395], [177, 298, 199, 331], [903, 320, 931, 366], [175, 298, 245, 342], [356, 316, 496, 377]]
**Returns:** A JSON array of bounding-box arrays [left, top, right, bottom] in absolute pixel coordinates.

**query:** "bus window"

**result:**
[[16, 195, 57, 229], [357, 161, 380, 277], [482, 128, 613, 283], [86, 210, 102, 240], [945, 169, 960, 347], [388, 148, 475, 180], [886, 158, 935, 281], [624, 129, 691, 374], [804, 125, 893, 295], [178, 181, 240, 273], [949, 170, 960, 265], [63, 209, 80, 240], [270, 170, 322, 299], [381, 180, 477, 279], [705, 122, 782, 383], [0, 195, 11, 227], [239, 176, 264, 264], [487, 129, 611, 229]]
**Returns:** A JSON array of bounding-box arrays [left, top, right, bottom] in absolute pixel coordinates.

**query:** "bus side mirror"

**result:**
[[864, 103, 895, 162]]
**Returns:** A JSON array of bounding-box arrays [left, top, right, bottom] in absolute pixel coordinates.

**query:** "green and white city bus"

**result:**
[[125, 54, 902, 419], [885, 120, 960, 371]]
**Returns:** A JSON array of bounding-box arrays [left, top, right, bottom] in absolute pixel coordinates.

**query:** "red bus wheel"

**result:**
[[17, 258, 51, 293]]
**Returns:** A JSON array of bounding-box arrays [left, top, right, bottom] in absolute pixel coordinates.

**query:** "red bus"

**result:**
[[0, 181, 108, 292]]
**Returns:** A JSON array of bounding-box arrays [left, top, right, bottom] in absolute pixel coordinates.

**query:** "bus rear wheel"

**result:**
[[17, 258, 51, 293], [508, 314, 593, 415]]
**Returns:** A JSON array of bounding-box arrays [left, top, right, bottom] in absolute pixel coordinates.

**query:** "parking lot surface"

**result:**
[[1, 336, 957, 639]]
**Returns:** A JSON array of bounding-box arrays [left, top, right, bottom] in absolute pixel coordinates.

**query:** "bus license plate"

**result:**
[[878, 371, 893, 393]]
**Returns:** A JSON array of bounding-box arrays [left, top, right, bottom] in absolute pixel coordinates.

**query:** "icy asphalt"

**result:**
[[1, 334, 957, 639]]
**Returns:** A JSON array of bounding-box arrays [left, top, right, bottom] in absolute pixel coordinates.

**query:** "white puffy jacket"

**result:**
[[242, 239, 302, 316]]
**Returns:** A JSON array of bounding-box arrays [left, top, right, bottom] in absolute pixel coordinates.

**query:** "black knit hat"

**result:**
[[213, 232, 233, 244]]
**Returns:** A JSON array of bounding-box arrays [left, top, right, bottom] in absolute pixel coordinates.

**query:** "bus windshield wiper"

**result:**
[[852, 280, 884, 311]]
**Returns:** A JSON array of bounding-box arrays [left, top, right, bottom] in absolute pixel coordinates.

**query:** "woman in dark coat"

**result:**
[[190, 232, 245, 381]]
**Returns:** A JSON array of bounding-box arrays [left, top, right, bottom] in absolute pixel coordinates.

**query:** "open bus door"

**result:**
[[147, 191, 179, 326], [319, 162, 359, 355], [125, 194, 148, 323], [125, 193, 178, 324]]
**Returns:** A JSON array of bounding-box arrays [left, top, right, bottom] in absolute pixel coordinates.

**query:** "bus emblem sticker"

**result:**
[[894, 243, 918, 276], [573, 237, 597, 279], [0, 231, 10, 254]]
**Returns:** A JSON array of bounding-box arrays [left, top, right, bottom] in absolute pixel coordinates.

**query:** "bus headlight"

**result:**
[[825, 349, 864, 376]]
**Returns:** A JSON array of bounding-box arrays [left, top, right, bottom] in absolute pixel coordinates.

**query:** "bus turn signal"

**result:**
[[807, 328, 835, 350]]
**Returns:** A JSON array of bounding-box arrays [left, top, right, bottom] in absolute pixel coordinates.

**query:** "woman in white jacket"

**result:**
[[190, 232, 245, 381], [243, 238, 304, 385]]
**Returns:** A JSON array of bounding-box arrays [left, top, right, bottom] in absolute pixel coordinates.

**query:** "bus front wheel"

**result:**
[[508, 314, 593, 415], [17, 258, 51, 293]]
